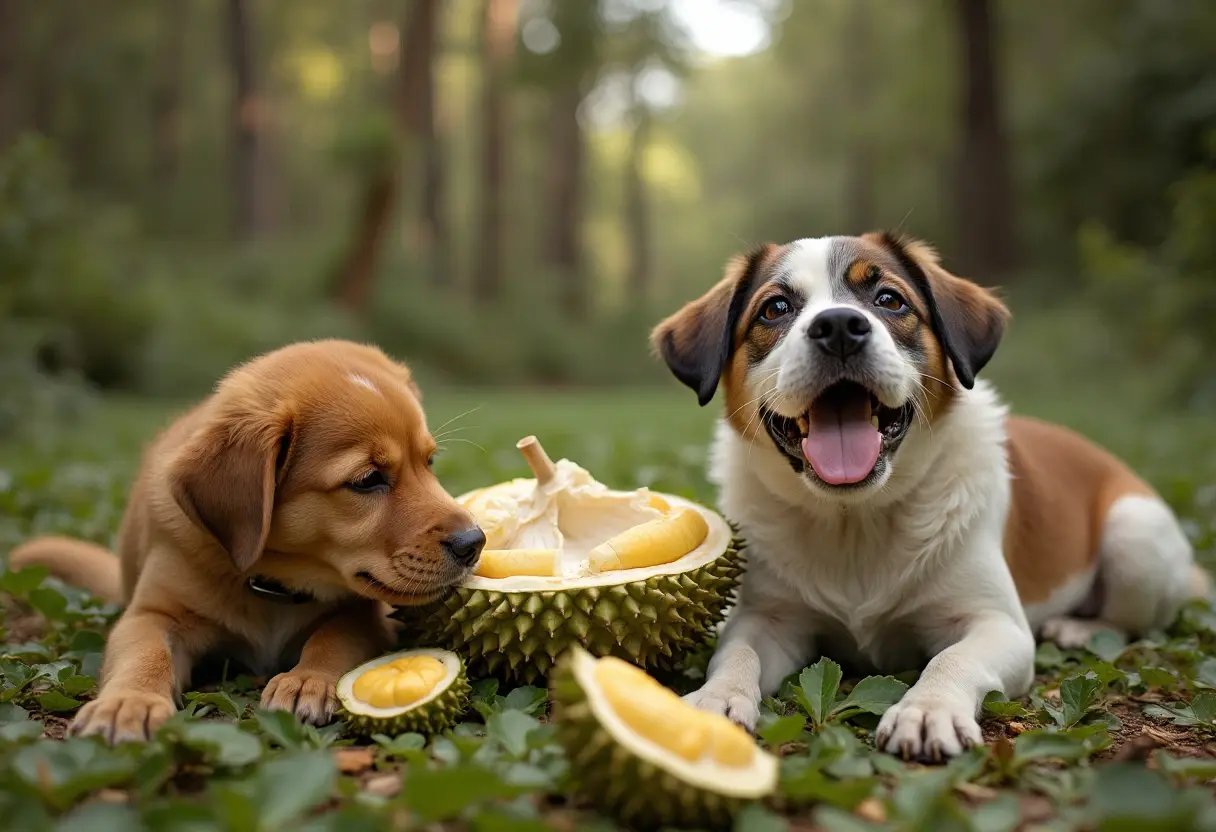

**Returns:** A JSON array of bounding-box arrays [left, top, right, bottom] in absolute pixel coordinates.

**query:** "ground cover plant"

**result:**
[[2, 386, 1215, 831]]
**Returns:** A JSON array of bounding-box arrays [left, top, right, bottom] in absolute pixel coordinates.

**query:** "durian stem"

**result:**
[[517, 435, 556, 485]]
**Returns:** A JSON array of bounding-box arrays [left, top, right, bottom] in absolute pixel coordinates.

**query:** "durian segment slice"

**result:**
[[552, 649, 777, 830], [337, 648, 469, 736], [459, 436, 711, 582], [474, 548, 559, 578], [588, 508, 710, 573]]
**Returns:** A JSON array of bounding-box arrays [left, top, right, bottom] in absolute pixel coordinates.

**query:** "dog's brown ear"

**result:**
[[170, 411, 294, 572], [651, 245, 774, 405], [872, 233, 1009, 389]]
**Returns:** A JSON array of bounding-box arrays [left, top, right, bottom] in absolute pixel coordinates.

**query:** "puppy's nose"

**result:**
[[808, 308, 871, 359], [442, 527, 486, 567]]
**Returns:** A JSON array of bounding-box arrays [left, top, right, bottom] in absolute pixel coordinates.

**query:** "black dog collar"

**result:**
[[247, 576, 314, 605]]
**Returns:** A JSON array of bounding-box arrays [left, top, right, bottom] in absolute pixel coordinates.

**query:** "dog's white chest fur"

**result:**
[[710, 383, 1019, 670]]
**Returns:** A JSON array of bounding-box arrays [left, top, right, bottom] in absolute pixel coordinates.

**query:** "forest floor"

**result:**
[[2, 385, 1216, 831]]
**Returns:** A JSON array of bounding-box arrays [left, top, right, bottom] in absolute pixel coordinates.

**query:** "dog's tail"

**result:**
[[1189, 564, 1214, 601], [8, 536, 123, 604]]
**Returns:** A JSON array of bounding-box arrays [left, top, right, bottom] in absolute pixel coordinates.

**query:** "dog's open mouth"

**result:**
[[762, 381, 914, 486]]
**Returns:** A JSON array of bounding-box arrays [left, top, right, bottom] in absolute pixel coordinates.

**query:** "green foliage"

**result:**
[[3, 390, 1216, 829]]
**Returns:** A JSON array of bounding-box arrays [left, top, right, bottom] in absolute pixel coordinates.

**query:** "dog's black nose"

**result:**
[[442, 527, 486, 567], [808, 308, 871, 359]]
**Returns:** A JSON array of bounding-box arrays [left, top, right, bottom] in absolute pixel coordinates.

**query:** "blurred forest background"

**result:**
[[1, 0, 1215, 458]]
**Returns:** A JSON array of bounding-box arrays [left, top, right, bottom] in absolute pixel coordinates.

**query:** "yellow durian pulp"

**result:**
[[351, 655, 446, 709], [592, 657, 754, 767]]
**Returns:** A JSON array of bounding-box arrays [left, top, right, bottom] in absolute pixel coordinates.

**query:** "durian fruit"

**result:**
[[552, 648, 778, 829], [336, 648, 469, 736], [395, 436, 744, 683]]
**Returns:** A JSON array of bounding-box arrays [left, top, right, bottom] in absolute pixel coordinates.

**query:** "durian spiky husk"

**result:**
[[552, 649, 776, 830], [394, 441, 746, 684], [393, 524, 744, 684], [336, 648, 469, 736]]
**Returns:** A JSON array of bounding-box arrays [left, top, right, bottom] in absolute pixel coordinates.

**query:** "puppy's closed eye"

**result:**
[[347, 470, 390, 494]]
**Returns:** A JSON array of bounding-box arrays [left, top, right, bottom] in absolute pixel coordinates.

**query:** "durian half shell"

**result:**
[[552, 648, 778, 830], [336, 648, 469, 736], [393, 487, 744, 683]]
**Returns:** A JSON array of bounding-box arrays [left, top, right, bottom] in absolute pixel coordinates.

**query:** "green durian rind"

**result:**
[[393, 533, 745, 684], [551, 656, 752, 830], [337, 654, 470, 737]]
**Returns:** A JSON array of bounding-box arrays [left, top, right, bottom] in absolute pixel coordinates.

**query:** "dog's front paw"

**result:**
[[70, 691, 175, 744], [875, 693, 982, 762], [262, 670, 337, 725], [684, 684, 761, 731]]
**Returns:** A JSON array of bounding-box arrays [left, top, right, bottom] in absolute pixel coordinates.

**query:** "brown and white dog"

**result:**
[[11, 341, 485, 742], [653, 233, 1208, 760]]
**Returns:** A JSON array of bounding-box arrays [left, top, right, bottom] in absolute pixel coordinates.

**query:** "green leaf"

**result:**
[[167, 720, 263, 767], [1035, 642, 1067, 670], [66, 629, 106, 653], [501, 686, 547, 715], [1085, 628, 1127, 662], [795, 658, 842, 728], [372, 732, 426, 759], [53, 801, 141, 832], [36, 690, 81, 713], [1014, 725, 1109, 764], [27, 587, 67, 619], [1190, 691, 1216, 724], [0, 701, 31, 723], [184, 690, 243, 719], [401, 763, 523, 822], [12, 739, 140, 811], [733, 803, 789, 832], [757, 713, 806, 747], [1087, 762, 1200, 828], [832, 675, 908, 720], [1059, 674, 1101, 728], [0, 565, 48, 595], [1194, 657, 1216, 689], [981, 690, 1029, 718], [968, 794, 1021, 832], [1138, 666, 1177, 690], [485, 710, 540, 758], [252, 750, 337, 829], [1153, 750, 1216, 782], [251, 707, 326, 748]]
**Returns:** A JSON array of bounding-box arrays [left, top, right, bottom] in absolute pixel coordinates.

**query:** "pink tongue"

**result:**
[[801, 397, 882, 485]]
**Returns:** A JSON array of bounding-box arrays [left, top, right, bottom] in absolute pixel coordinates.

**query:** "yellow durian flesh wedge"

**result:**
[[351, 655, 446, 709], [474, 548, 559, 579], [593, 656, 754, 767], [588, 507, 710, 573]]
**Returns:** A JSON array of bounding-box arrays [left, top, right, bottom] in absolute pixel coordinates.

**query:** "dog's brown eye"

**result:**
[[874, 290, 907, 313], [347, 470, 389, 494], [759, 297, 793, 323]]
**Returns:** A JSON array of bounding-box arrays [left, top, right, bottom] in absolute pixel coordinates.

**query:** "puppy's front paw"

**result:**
[[684, 684, 761, 731], [875, 693, 982, 762], [262, 670, 337, 725], [70, 691, 175, 744]]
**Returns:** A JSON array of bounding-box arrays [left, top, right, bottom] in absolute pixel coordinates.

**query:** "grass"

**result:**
[[2, 380, 1216, 831]]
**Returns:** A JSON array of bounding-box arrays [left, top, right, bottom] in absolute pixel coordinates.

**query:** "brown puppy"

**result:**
[[10, 340, 485, 742]]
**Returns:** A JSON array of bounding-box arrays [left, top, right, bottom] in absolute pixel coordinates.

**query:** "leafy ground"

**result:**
[[2, 383, 1216, 831]]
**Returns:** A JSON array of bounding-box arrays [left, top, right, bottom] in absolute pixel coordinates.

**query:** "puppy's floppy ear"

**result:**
[[650, 244, 774, 405], [873, 233, 1009, 389], [170, 409, 295, 572]]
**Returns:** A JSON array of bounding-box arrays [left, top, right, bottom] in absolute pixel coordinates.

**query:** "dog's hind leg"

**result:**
[[1042, 495, 1204, 648]]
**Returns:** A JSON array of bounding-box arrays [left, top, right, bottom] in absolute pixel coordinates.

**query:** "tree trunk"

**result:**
[[397, 0, 448, 286], [624, 98, 652, 303], [333, 173, 398, 312], [0, 0, 17, 150], [955, 0, 1016, 279], [225, 0, 264, 239], [844, 0, 875, 231], [546, 82, 586, 317], [474, 0, 518, 303], [152, 0, 187, 183]]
